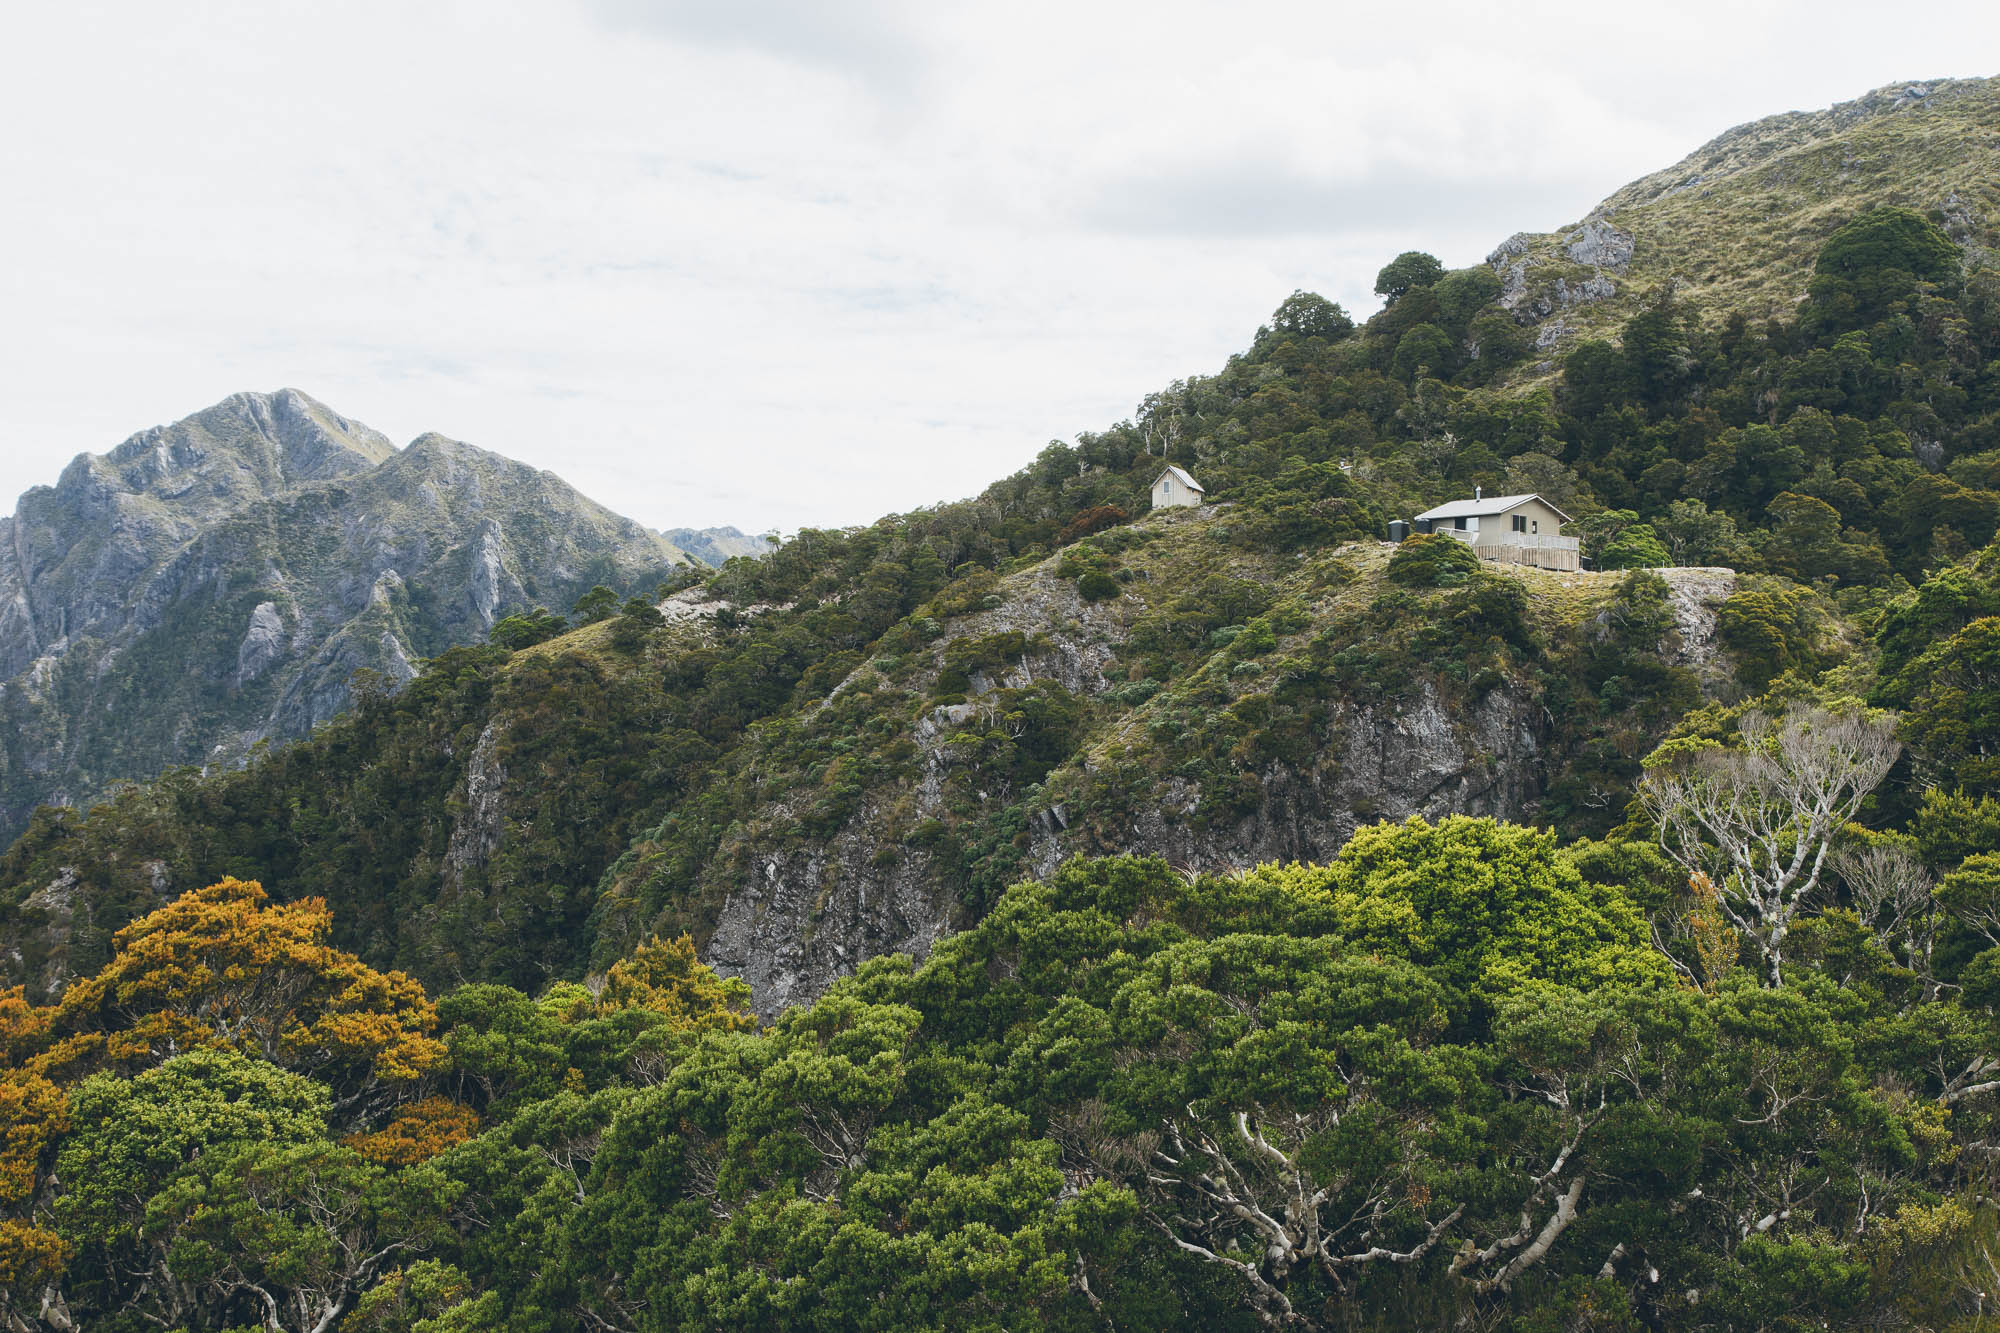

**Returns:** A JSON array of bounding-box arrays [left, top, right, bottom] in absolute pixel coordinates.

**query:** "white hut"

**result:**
[[1151, 465, 1205, 510], [1411, 489, 1580, 571]]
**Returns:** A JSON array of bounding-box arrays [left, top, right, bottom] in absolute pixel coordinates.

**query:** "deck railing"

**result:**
[[1429, 527, 1579, 552]]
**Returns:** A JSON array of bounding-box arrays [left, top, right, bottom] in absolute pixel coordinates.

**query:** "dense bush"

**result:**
[[1387, 531, 1481, 585], [13, 824, 2000, 1332]]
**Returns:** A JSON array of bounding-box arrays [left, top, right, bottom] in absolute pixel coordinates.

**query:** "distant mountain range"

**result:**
[[0, 389, 750, 842], [663, 525, 776, 566]]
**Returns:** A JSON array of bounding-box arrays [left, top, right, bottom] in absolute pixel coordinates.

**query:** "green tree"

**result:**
[[1392, 322, 1457, 381], [1619, 302, 1697, 405], [1900, 616, 2000, 795], [53, 1049, 333, 1322], [570, 585, 619, 624], [1808, 205, 1961, 327], [1432, 266, 1503, 332], [1269, 289, 1353, 339], [608, 596, 665, 653], [1717, 585, 1819, 691], [1654, 499, 1748, 568], [488, 607, 568, 651], [1374, 250, 1445, 303], [1763, 491, 1890, 585]]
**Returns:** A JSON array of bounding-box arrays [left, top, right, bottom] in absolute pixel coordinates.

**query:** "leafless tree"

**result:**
[[1833, 843, 1939, 996], [1139, 383, 1189, 462], [1640, 705, 1900, 987]]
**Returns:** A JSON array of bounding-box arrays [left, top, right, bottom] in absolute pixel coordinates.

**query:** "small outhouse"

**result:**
[[1151, 465, 1205, 510]]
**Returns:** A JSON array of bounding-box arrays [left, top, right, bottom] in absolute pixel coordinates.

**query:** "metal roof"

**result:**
[[1414, 492, 1572, 523], [1153, 465, 1205, 492]]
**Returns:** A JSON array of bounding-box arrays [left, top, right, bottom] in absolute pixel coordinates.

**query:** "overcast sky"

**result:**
[[1, 3, 1996, 533]]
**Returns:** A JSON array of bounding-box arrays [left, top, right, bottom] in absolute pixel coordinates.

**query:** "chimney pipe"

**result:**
[[1475, 485, 1482, 501]]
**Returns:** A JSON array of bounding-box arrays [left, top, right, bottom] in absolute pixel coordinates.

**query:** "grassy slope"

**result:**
[[1492, 76, 2000, 356]]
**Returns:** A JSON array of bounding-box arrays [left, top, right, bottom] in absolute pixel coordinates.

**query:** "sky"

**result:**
[[1, 3, 1997, 534]]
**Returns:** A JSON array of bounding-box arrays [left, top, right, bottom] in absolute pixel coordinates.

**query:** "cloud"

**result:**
[[2, 1, 1995, 534], [586, 0, 925, 93], [1079, 161, 1608, 241]]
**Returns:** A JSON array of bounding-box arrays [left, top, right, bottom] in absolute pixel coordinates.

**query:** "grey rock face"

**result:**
[[467, 524, 510, 629], [444, 721, 508, 892], [237, 601, 289, 682], [1657, 567, 1737, 681], [705, 815, 957, 1019], [1563, 218, 1635, 271], [706, 673, 1549, 1020]]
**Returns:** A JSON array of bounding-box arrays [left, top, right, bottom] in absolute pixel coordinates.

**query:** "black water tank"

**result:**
[[1387, 519, 1410, 542], [1413, 517, 1434, 534]]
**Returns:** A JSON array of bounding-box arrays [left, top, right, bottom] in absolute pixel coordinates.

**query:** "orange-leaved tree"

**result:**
[[27, 878, 443, 1101], [342, 1096, 482, 1167], [0, 880, 458, 1327]]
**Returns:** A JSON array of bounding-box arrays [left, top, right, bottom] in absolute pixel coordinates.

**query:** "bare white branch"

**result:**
[[1641, 705, 1899, 985]]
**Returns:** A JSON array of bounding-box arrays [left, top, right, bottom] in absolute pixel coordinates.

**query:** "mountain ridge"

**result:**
[[0, 390, 704, 842], [1484, 74, 2000, 357]]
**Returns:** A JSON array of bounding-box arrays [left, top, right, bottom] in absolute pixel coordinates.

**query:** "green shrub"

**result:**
[[1077, 570, 1121, 602], [1598, 524, 1671, 570], [489, 608, 568, 651], [1388, 532, 1481, 586]]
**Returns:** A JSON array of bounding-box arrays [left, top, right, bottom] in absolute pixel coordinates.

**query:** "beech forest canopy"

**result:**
[[10, 801, 2000, 1330], [6, 198, 2000, 1328]]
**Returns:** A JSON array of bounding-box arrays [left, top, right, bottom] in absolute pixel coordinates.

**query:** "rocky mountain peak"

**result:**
[[87, 388, 395, 508], [0, 391, 704, 843]]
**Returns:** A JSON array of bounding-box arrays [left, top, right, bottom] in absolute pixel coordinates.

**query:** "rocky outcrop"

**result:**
[[705, 675, 1549, 1020], [443, 721, 508, 894], [1657, 567, 1736, 679], [704, 805, 957, 1018], [236, 601, 289, 682], [1563, 218, 1635, 271]]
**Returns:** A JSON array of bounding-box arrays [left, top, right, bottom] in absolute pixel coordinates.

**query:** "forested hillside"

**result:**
[[5, 77, 2000, 1329]]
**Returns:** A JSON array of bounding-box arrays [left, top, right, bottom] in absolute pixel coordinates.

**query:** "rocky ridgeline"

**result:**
[[1478, 77, 1999, 357]]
